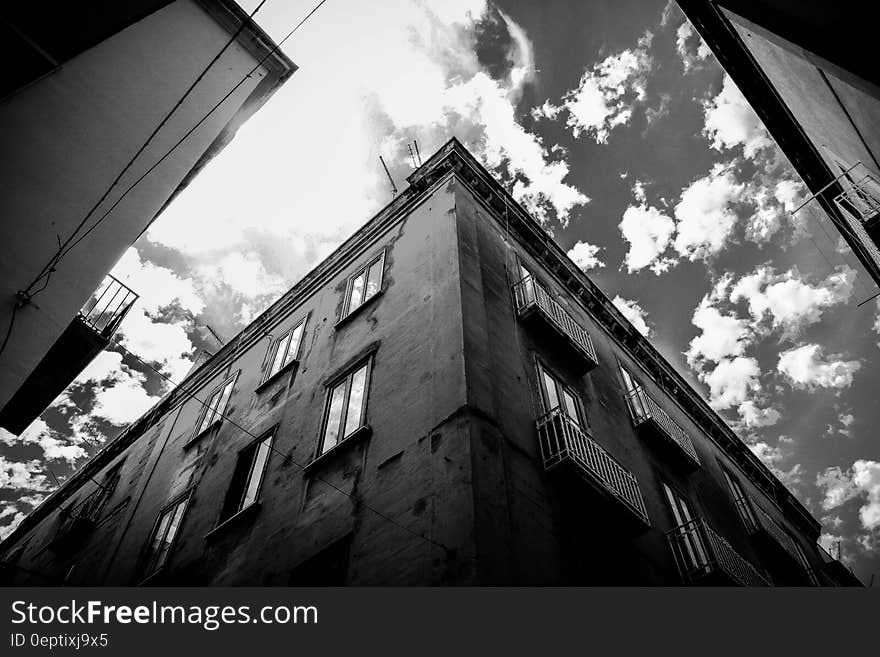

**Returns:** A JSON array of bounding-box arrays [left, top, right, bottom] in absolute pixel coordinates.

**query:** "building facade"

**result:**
[[677, 0, 880, 289], [0, 0, 295, 433], [0, 139, 860, 586]]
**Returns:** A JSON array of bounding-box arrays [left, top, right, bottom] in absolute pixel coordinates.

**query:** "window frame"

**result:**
[[721, 466, 758, 532], [341, 250, 386, 320], [140, 491, 192, 582], [263, 317, 307, 383], [535, 360, 583, 427], [662, 481, 709, 572], [190, 373, 238, 443], [316, 357, 374, 459], [217, 429, 275, 527]]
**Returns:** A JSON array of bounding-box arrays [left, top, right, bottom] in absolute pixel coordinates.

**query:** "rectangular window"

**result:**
[[194, 375, 237, 438], [538, 363, 581, 426], [619, 362, 640, 393], [142, 494, 190, 578], [218, 430, 274, 524], [265, 318, 305, 380], [663, 482, 708, 569], [342, 251, 385, 319], [722, 467, 758, 531], [319, 360, 372, 456]]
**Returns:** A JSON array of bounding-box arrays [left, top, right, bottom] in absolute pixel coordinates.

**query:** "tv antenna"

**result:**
[[379, 155, 398, 197], [204, 324, 226, 346], [407, 139, 422, 168]]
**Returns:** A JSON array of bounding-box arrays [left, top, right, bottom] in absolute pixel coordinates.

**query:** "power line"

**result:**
[[19, 1, 270, 301], [22, 0, 329, 298]]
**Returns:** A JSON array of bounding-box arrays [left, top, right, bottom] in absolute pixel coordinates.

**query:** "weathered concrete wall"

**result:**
[[453, 178, 824, 584], [4, 178, 478, 585], [0, 0, 278, 412]]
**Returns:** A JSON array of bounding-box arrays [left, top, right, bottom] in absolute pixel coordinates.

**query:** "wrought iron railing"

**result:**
[[625, 386, 700, 465], [536, 407, 649, 525], [79, 274, 138, 337], [512, 275, 598, 367], [56, 476, 117, 538], [833, 174, 880, 223], [667, 517, 770, 587], [749, 502, 802, 564]]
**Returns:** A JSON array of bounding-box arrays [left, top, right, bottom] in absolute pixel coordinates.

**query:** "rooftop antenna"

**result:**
[[413, 139, 422, 166], [407, 143, 418, 169], [204, 324, 226, 347], [379, 155, 398, 197]]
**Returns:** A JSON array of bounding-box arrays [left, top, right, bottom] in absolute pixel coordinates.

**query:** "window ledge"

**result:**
[[255, 359, 299, 394], [182, 419, 221, 450], [204, 502, 260, 541], [334, 290, 383, 330], [303, 425, 372, 476]]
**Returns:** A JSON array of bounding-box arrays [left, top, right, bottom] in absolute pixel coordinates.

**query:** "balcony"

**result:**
[[512, 275, 598, 373], [739, 501, 819, 585], [0, 275, 138, 434], [48, 477, 117, 553], [625, 386, 700, 471], [536, 407, 650, 530], [667, 517, 770, 587], [833, 173, 880, 243]]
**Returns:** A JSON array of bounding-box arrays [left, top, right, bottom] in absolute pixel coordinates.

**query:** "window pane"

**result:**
[[216, 379, 235, 417], [269, 331, 292, 377], [561, 389, 579, 424], [285, 322, 304, 366], [322, 383, 346, 454], [620, 365, 636, 391], [241, 439, 272, 508], [199, 390, 221, 433], [155, 501, 186, 570], [347, 271, 366, 315], [542, 371, 560, 411], [147, 511, 172, 571], [343, 365, 368, 438], [365, 259, 383, 300]]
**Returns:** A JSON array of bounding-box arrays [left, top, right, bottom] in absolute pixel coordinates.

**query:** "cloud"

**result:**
[[729, 265, 855, 335], [0, 506, 26, 541], [675, 20, 712, 73], [777, 344, 862, 390], [701, 356, 761, 410], [0, 419, 87, 465], [619, 204, 677, 274], [612, 296, 652, 337], [817, 461, 880, 531], [567, 241, 605, 271], [0, 457, 51, 493], [685, 294, 751, 366], [535, 31, 654, 143], [673, 163, 744, 260], [703, 74, 773, 158], [73, 351, 162, 427], [737, 400, 781, 429]]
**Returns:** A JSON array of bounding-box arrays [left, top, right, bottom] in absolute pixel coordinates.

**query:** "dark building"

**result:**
[[676, 0, 880, 288], [0, 139, 861, 586]]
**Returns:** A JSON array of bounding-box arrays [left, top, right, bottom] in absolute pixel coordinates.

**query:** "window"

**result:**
[[618, 362, 641, 394], [790, 538, 820, 586], [318, 360, 372, 456], [722, 467, 758, 531], [142, 494, 190, 579], [537, 363, 581, 426], [265, 318, 305, 381], [218, 430, 274, 524], [193, 375, 237, 438], [663, 482, 708, 568], [342, 251, 385, 319]]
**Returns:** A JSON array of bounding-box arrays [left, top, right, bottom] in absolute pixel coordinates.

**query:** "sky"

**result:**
[[2, 0, 879, 583]]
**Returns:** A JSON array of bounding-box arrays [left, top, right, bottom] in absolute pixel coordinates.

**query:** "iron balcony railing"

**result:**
[[833, 173, 880, 223], [512, 275, 598, 369], [536, 406, 649, 526], [625, 386, 700, 467], [667, 517, 770, 587], [79, 274, 138, 337], [56, 475, 118, 540]]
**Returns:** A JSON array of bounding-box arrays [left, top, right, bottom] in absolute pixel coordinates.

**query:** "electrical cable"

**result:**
[[19, 1, 271, 300], [22, 0, 329, 298]]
